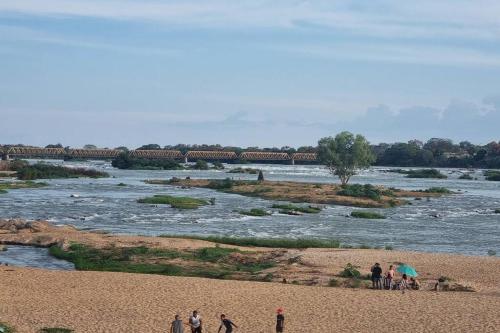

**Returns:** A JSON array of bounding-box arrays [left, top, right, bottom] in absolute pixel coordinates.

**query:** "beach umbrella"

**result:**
[[397, 264, 418, 277]]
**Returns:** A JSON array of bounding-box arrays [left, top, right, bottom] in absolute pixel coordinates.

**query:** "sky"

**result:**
[[1, 0, 500, 149]]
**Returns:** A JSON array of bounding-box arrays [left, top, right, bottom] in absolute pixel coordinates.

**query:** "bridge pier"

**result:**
[[291, 158, 295, 165], [184, 156, 188, 164]]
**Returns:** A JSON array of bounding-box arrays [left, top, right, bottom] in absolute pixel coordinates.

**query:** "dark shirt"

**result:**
[[276, 314, 285, 328], [372, 266, 382, 278], [221, 319, 234, 332]]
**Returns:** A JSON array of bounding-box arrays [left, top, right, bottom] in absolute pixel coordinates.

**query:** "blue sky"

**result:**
[[1, 0, 500, 148]]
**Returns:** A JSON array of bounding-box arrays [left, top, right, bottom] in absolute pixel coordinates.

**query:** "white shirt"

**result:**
[[190, 315, 201, 328]]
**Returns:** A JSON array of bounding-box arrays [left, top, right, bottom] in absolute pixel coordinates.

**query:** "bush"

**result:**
[[159, 235, 340, 248], [459, 173, 473, 180], [404, 169, 447, 179], [212, 161, 225, 170], [191, 160, 209, 170], [0, 322, 14, 333], [271, 204, 321, 214], [328, 278, 339, 287], [339, 263, 361, 278], [421, 187, 452, 194], [137, 195, 208, 209], [337, 184, 383, 201], [239, 208, 271, 217], [15, 163, 108, 180], [112, 153, 183, 170], [484, 170, 500, 181], [207, 178, 234, 190], [494, 209, 500, 214], [487, 250, 497, 256], [384, 245, 394, 250], [227, 167, 260, 174], [350, 211, 386, 219]]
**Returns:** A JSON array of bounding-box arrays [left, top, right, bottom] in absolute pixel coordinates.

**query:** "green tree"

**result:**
[[317, 132, 375, 185]]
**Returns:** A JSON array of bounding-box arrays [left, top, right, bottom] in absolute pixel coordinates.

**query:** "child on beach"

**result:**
[[218, 314, 238, 333], [276, 308, 285, 332]]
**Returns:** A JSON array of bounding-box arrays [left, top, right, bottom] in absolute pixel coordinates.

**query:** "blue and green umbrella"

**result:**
[[397, 264, 418, 277]]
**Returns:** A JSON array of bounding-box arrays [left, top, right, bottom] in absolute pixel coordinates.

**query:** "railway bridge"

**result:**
[[0, 146, 318, 164]]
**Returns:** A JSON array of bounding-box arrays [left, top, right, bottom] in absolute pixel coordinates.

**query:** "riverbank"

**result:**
[[146, 178, 449, 208]]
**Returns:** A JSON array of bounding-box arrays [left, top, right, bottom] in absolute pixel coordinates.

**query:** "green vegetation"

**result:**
[[117, 182, 127, 186], [404, 169, 447, 179], [318, 131, 375, 185], [191, 160, 209, 170], [494, 209, 500, 214], [487, 250, 497, 256], [328, 278, 339, 287], [339, 263, 361, 278], [459, 173, 473, 180], [239, 208, 271, 217], [207, 178, 234, 190], [49, 243, 274, 280], [350, 211, 386, 219], [11, 163, 108, 180], [384, 245, 394, 250], [484, 170, 500, 181], [0, 322, 14, 333], [212, 161, 225, 170], [137, 195, 208, 209], [112, 153, 183, 170], [0, 180, 47, 193], [419, 187, 452, 194], [271, 204, 321, 214], [227, 167, 260, 174], [0, 172, 14, 177], [159, 235, 341, 248], [39, 328, 74, 333], [337, 183, 391, 201]]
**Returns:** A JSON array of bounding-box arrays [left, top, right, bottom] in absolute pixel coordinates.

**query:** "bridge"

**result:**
[[0, 146, 318, 164]]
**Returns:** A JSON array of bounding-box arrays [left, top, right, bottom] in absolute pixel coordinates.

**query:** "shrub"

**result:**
[[487, 250, 497, 256], [15, 163, 108, 180], [350, 211, 386, 219], [420, 187, 452, 194], [207, 178, 234, 190], [494, 209, 500, 214], [0, 322, 14, 333], [194, 247, 239, 262], [404, 169, 447, 179], [159, 235, 340, 248], [337, 184, 383, 201], [339, 263, 361, 278], [227, 167, 260, 174], [384, 245, 394, 250], [271, 204, 321, 214], [484, 170, 500, 181], [112, 153, 183, 170], [459, 173, 473, 180], [212, 161, 225, 170], [137, 195, 208, 209], [239, 208, 271, 217], [328, 278, 339, 287], [191, 160, 209, 170]]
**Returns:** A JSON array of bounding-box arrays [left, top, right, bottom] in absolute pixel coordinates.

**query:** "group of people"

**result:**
[[170, 309, 285, 333], [370, 263, 420, 292]]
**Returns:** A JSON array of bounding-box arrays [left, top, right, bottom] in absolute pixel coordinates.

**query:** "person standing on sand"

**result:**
[[171, 314, 185, 333], [218, 314, 238, 333], [371, 263, 383, 289], [276, 308, 285, 332], [385, 265, 396, 289], [189, 310, 202, 333]]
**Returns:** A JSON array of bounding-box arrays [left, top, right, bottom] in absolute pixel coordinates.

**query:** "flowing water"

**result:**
[[0, 245, 75, 270], [1, 160, 499, 257]]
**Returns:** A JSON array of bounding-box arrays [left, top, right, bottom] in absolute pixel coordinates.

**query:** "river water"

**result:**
[[0, 160, 499, 256]]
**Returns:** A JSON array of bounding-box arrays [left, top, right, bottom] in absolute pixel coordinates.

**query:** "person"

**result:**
[[171, 314, 185, 333], [218, 314, 238, 333], [410, 277, 420, 290], [370, 263, 383, 289], [276, 308, 285, 332], [189, 310, 202, 333], [384, 264, 396, 290], [398, 274, 409, 293]]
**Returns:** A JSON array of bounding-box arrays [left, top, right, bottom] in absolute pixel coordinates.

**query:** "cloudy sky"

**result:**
[[1, 0, 500, 148]]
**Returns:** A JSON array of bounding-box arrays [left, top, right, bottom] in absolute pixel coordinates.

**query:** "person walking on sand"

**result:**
[[189, 310, 202, 333], [171, 314, 185, 333], [371, 263, 383, 290], [218, 314, 238, 333], [276, 308, 285, 332]]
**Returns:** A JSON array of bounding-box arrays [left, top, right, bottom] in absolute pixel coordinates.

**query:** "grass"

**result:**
[[350, 211, 386, 219], [137, 195, 208, 209], [271, 204, 321, 214], [419, 187, 452, 194], [0, 180, 48, 193], [0, 322, 14, 333], [159, 235, 341, 248], [39, 328, 74, 333], [12, 163, 109, 180], [484, 170, 500, 181], [49, 243, 275, 280], [404, 169, 447, 179], [239, 208, 271, 216]]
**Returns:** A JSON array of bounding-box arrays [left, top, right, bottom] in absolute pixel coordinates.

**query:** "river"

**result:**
[[0, 160, 499, 256]]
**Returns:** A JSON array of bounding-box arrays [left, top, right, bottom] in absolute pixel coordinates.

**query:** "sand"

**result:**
[[0, 267, 499, 333]]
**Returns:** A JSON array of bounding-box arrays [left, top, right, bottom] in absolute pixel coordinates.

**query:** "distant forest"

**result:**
[[4, 137, 500, 169]]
